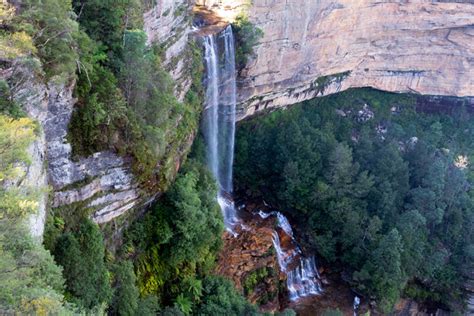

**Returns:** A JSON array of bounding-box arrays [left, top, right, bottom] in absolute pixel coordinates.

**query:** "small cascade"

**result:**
[[353, 296, 361, 316], [202, 25, 238, 230], [287, 256, 321, 301], [260, 210, 323, 301]]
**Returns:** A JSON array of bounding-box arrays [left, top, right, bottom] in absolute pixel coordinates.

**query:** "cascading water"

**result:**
[[201, 21, 321, 302], [260, 210, 323, 301], [203, 25, 238, 230]]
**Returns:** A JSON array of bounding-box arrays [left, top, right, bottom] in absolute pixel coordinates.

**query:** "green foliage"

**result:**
[[17, 0, 81, 79], [122, 159, 265, 314], [0, 80, 25, 118], [0, 2, 36, 60], [322, 309, 344, 316], [174, 293, 193, 315], [161, 306, 185, 316], [243, 267, 270, 295], [72, 0, 142, 72], [0, 221, 73, 315], [137, 295, 161, 316], [124, 160, 223, 304], [109, 260, 140, 316], [68, 25, 203, 191], [354, 229, 404, 313], [195, 276, 260, 316], [233, 15, 263, 70], [53, 218, 112, 310], [0, 115, 36, 185], [235, 88, 474, 312], [0, 113, 76, 314], [275, 309, 297, 316]]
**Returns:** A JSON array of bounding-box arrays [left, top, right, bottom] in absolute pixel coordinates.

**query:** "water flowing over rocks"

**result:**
[[216, 202, 287, 312], [261, 211, 323, 301], [202, 24, 239, 229], [216, 200, 375, 314]]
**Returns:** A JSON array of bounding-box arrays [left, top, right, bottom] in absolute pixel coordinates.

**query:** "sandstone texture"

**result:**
[[2, 61, 142, 226], [203, 0, 474, 119], [1, 0, 199, 233], [144, 0, 196, 101], [216, 202, 284, 311]]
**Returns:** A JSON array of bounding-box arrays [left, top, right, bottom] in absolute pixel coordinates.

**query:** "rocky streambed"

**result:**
[[215, 198, 365, 314]]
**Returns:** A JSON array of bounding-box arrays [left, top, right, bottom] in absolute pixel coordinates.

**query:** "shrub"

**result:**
[[233, 14, 263, 71]]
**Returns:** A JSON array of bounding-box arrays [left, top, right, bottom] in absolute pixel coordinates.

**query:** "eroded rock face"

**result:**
[[226, 0, 474, 118], [1, 1, 200, 233], [144, 0, 196, 101], [4, 62, 142, 226]]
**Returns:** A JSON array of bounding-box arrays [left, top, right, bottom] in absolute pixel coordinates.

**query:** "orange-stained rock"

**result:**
[[198, 0, 474, 119], [215, 210, 285, 311]]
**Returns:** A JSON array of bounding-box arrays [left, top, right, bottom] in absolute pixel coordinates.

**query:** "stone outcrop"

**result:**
[[1, 0, 199, 233], [144, 0, 197, 101], [2, 61, 142, 226], [199, 0, 474, 119], [216, 201, 285, 312]]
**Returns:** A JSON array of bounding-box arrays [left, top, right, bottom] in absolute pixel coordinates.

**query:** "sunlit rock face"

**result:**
[[144, 0, 195, 101], [209, 0, 474, 119], [195, 0, 247, 21]]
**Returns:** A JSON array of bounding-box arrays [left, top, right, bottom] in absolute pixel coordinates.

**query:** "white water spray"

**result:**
[[203, 25, 238, 229], [261, 210, 323, 301]]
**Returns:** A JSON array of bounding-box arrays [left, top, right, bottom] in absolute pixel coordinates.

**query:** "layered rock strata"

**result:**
[[199, 0, 474, 119], [144, 0, 197, 101], [1, 0, 199, 231], [2, 61, 141, 226]]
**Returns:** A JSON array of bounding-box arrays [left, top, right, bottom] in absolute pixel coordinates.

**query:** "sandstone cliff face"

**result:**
[[1, 1, 197, 232], [144, 0, 196, 101], [203, 0, 474, 119], [2, 61, 141, 227]]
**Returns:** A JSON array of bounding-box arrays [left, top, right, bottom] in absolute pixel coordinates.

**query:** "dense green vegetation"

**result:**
[[233, 14, 263, 71], [122, 161, 225, 313], [235, 89, 473, 313], [53, 218, 112, 310], [5, 0, 471, 314], [0, 114, 78, 314], [67, 0, 204, 191]]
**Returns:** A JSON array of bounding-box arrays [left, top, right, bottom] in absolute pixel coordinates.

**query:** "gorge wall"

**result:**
[[198, 0, 474, 119], [1, 0, 198, 237], [5, 0, 474, 236]]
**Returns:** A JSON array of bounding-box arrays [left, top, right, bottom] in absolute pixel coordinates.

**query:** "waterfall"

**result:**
[[203, 25, 238, 230], [202, 23, 321, 302], [261, 210, 323, 301]]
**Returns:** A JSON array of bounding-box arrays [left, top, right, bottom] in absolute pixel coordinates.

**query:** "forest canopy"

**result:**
[[235, 88, 474, 313]]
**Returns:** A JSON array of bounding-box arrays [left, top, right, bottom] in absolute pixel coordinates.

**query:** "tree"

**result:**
[[233, 14, 263, 69], [396, 210, 427, 277], [354, 229, 405, 313], [0, 222, 70, 314], [196, 276, 259, 316], [0, 116, 36, 184], [53, 219, 112, 310], [109, 261, 139, 316], [19, 0, 81, 78], [163, 165, 223, 266]]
